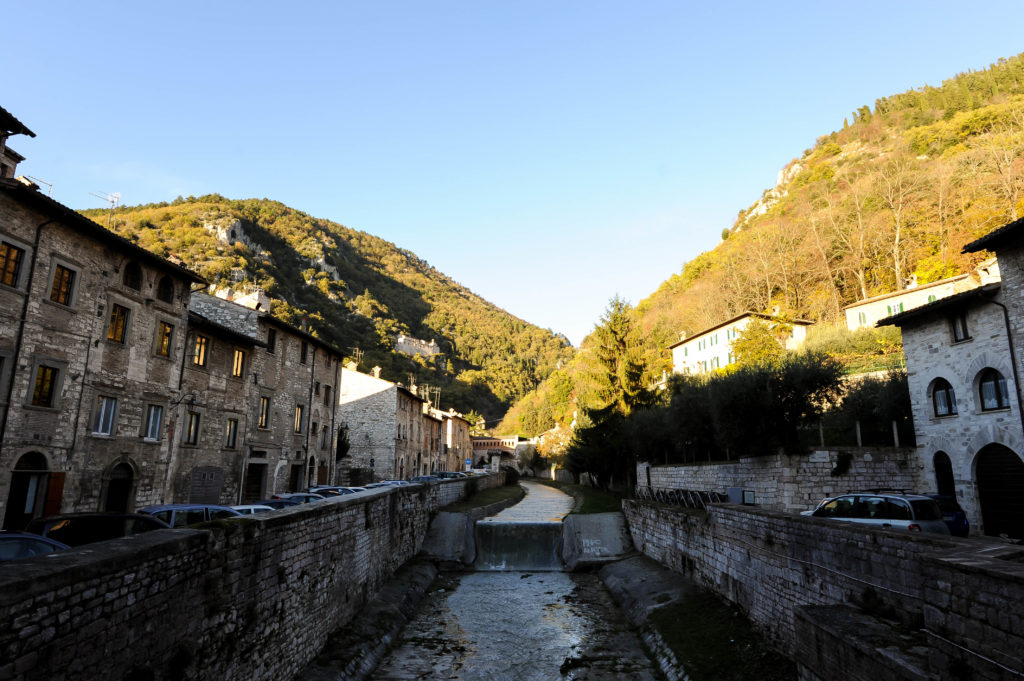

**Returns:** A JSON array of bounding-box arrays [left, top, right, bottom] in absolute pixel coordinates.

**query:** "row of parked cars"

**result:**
[[1, 474, 486, 562], [802, 490, 969, 536]]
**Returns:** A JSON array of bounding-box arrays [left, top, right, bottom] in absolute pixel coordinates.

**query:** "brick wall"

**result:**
[[624, 500, 1024, 680], [0, 474, 502, 681], [639, 447, 917, 514]]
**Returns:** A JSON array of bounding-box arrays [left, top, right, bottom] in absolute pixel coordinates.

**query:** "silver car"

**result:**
[[811, 492, 950, 534]]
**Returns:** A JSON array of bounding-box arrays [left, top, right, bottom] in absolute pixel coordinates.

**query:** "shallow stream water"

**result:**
[[369, 570, 657, 681]]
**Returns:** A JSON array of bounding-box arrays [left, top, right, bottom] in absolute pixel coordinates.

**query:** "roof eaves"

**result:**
[[963, 216, 1024, 253], [0, 180, 205, 284], [0, 105, 36, 137], [188, 311, 265, 347], [668, 311, 813, 349], [876, 284, 999, 327]]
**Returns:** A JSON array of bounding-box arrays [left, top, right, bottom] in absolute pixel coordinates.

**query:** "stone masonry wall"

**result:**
[[0, 474, 502, 681], [624, 500, 1024, 680], [639, 447, 917, 514]]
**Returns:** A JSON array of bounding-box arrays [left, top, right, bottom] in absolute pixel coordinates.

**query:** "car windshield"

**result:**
[[910, 500, 943, 521]]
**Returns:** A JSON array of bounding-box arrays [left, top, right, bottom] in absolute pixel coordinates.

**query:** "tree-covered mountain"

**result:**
[[81, 196, 573, 422], [499, 52, 1024, 439]]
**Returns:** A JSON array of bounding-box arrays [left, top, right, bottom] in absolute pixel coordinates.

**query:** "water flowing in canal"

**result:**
[[369, 482, 657, 680]]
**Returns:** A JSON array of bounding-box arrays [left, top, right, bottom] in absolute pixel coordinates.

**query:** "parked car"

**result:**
[[255, 498, 303, 510], [800, 497, 834, 516], [435, 471, 468, 479], [231, 504, 276, 515], [810, 492, 949, 534], [409, 475, 440, 483], [927, 494, 970, 537], [138, 504, 242, 528], [0, 531, 70, 562], [270, 492, 326, 504], [24, 512, 171, 547]]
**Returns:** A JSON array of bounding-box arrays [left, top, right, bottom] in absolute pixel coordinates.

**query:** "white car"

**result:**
[[231, 504, 275, 515], [810, 492, 949, 534]]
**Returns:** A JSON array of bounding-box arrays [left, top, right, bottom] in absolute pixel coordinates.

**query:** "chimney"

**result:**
[[371, 366, 381, 378]]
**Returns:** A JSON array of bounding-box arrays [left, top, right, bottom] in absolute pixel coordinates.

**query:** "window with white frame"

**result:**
[[144, 404, 163, 440], [93, 396, 118, 435]]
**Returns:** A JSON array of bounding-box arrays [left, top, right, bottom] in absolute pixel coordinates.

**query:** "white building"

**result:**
[[669, 312, 813, 375], [844, 275, 976, 331]]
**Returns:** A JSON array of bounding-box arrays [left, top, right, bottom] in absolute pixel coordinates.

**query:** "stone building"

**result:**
[[238, 313, 344, 500], [394, 335, 440, 358], [880, 217, 1024, 538], [337, 366, 426, 482], [169, 295, 264, 505], [0, 177, 206, 529], [422, 410, 443, 475], [433, 408, 471, 472]]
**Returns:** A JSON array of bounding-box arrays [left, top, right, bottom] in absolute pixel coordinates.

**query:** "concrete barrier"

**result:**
[[561, 512, 634, 570]]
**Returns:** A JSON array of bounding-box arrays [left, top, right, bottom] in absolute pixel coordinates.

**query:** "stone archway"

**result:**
[[975, 443, 1024, 539], [3, 452, 54, 530], [933, 451, 956, 497], [104, 463, 134, 512]]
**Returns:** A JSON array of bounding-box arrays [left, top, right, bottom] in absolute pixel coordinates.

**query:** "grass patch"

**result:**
[[649, 590, 796, 681], [441, 484, 523, 512], [530, 479, 624, 514]]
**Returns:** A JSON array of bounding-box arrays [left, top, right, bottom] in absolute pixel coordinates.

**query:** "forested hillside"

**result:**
[[81, 196, 573, 421], [500, 52, 1024, 439]]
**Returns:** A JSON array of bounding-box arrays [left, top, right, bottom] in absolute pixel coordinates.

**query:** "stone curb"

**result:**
[[597, 554, 700, 681]]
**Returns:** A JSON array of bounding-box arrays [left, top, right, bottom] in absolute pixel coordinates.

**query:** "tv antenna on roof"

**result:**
[[89, 191, 121, 227]]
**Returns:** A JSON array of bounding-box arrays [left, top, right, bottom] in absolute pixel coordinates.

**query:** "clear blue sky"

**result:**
[[6, 2, 1024, 345]]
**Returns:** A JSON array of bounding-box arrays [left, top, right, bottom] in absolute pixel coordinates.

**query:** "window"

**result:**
[[294, 405, 304, 433], [192, 335, 209, 367], [231, 348, 246, 378], [258, 396, 270, 429], [224, 418, 238, 449], [323, 384, 332, 406], [0, 241, 25, 288], [931, 378, 957, 417], [266, 328, 277, 353], [979, 368, 1010, 411], [928, 294, 937, 303], [314, 381, 321, 396], [321, 425, 329, 449], [31, 365, 59, 407], [93, 396, 117, 435], [49, 264, 76, 305], [107, 304, 130, 343], [155, 321, 174, 357], [156, 276, 174, 303], [312, 421, 319, 445], [144, 405, 163, 440], [300, 341, 308, 364], [123, 262, 142, 290], [185, 412, 201, 445], [858, 311, 867, 325], [951, 312, 970, 342]]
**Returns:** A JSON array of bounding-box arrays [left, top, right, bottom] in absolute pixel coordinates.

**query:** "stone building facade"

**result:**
[[880, 215, 1024, 539], [0, 179, 205, 529]]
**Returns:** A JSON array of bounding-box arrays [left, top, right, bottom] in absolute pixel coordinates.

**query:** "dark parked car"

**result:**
[[271, 492, 326, 504], [138, 504, 242, 528], [0, 531, 70, 562], [927, 494, 970, 537], [25, 512, 170, 547]]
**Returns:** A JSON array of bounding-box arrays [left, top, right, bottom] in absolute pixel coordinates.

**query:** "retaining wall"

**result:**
[[639, 447, 917, 513], [0, 475, 501, 681], [624, 500, 1024, 680]]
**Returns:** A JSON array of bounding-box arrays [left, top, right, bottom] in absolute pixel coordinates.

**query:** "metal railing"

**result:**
[[635, 486, 727, 509]]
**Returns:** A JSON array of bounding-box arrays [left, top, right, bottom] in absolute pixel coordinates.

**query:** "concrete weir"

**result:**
[[473, 521, 564, 570]]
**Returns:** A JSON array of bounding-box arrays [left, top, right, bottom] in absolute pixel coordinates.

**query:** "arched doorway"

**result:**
[[976, 444, 1024, 539], [933, 451, 956, 497], [3, 452, 51, 530], [104, 463, 134, 512]]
